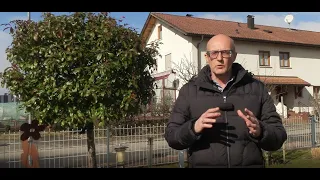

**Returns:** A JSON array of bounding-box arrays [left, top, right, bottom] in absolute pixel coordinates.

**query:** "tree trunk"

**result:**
[[86, 122, 97, 168]]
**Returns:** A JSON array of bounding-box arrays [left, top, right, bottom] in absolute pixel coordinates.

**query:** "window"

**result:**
[[158, 25, 162, 40], [165, 53, 172, 70], [259, 51, 270, 66], [295, 86, 303, 98], [279, 52, 290, 67]]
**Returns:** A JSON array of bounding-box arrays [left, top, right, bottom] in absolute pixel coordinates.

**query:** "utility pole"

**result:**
[[26, 12, 31, 125], [27, 11, 32, 167]]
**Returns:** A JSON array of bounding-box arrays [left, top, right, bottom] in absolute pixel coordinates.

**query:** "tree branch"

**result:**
[[172, 55, 197, 88]]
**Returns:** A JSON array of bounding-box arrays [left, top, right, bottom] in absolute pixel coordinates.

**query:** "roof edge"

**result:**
[[186, 33, 320, 48], [253, 75, 312, 86], [140, 12, 153, 43], [151, 13, 188, 36], [140, 12, 189, 45]]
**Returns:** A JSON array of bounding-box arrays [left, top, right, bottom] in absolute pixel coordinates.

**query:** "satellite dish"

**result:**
[[284, 14, 294, 24], [284, 14, 294, 30]]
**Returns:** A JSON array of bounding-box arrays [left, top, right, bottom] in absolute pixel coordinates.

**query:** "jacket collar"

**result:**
[[194, 63, 251, 91]]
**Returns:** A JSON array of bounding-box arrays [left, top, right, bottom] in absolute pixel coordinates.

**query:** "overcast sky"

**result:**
[[1, 12, 320, 94]]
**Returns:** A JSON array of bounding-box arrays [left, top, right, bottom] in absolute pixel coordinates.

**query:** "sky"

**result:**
[[0, 12, 320, 94]]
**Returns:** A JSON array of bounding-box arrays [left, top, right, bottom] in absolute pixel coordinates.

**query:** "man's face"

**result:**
[[205, 38, 237, 75]]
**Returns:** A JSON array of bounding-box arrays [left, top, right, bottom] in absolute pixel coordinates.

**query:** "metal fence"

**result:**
[[281, 115, 320, 150], [0, 116, 319, 168], [0, 124, 186, 168]]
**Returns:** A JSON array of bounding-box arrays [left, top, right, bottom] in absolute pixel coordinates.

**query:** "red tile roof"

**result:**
[[142, 13, 320, 47], [254, 75, 311, 86]]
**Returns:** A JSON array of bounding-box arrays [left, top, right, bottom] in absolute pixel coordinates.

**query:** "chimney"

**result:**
[[247, 15, 254, 29]]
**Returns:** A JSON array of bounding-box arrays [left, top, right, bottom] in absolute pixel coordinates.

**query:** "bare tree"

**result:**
[[172, 55, 198, 88], [309, 93, 320, 118]]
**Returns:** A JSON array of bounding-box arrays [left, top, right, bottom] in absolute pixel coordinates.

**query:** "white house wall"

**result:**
[[147, 20, 194, 93], [233, 41, 320, 85], [234, 40, 320, 113]]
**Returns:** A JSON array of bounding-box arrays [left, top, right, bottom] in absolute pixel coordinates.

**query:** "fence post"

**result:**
[[178, 150, 185, 168], [114, 145, 128, 168], [147, 136, 153, 168], [106, 127, 110, 168], [265, 151, 272, 166], [282, 144, 286, 163], [311, 115, 316, 148]]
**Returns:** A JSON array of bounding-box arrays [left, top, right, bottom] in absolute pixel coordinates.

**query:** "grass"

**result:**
[[269, 148, 320, 168], [145, 163, 187, 168], [149, 148, 320, 168]]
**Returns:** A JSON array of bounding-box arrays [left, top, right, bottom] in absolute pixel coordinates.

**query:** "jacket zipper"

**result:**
[[207, 72, 246, 168], [223, 95, 231, 168], [223, 81, 237, 168]]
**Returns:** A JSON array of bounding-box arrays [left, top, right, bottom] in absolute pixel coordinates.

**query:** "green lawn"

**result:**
[[269, 159, 320, 168], [151, 148, 320, 168], [268, 148, 320, 168]]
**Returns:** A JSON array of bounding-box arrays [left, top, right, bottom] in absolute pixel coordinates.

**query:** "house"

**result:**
[[0, 93, 17, 103], [140, 12, 320, 119]]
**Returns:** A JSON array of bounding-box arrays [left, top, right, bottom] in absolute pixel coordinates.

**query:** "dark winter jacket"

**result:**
[[164, 63, 287, 168]]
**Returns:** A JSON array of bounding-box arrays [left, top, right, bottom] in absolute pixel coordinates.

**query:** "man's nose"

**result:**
[[216, 52, 223, 61]]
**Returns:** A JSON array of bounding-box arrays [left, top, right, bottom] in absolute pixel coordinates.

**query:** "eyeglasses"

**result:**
[[206, 50, 233, 59]]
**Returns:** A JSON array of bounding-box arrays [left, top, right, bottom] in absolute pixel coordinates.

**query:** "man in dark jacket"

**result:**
[[164, 34, 287, 168]]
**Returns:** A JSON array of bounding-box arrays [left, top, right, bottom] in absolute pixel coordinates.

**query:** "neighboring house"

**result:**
[[0, 93, 17, 103], [140, 12, 320, 118], [0, 94, 27, 131]]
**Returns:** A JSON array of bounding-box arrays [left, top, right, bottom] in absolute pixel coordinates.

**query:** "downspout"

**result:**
[[197, 35, 204, 74]]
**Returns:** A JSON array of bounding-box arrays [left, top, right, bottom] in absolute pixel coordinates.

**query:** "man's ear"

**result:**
[[232, 52, 238, 63], [204, 54, 209, 64]]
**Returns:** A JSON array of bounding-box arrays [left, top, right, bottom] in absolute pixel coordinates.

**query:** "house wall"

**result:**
[[235, 41, 320, 114], [191, 36, 211, 71], [152, 74, 177, 104], [146, 20, 194, 96], [191, 38, 320, 114], [146, 20, 193, 72], [271, 86, 311, 117]]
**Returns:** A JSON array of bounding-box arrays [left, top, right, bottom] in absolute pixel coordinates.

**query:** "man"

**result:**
[[164, 34, 287, 168]]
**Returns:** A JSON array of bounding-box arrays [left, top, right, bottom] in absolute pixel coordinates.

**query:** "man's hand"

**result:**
[[194, 107, 221, 134], [237, 108, 261, 138]]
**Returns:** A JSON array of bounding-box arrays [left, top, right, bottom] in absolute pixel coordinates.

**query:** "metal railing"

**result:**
[[0, 124, 186, 168], [0, 116, 319, 168], [282, 116, 320, 150]]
